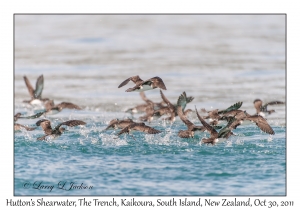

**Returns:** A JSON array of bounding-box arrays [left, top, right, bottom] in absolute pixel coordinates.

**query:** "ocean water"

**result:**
[[14, 14, 286, 196]]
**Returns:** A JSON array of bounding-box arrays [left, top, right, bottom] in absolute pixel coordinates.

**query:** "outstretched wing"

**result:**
[[262, 101, 285, 112], [177, 93, 194, 130], [133, 124, 161, 134], [36, 119, 53, 135], [54, 120, 86, 131], [147, 76, 167, 90], [20, 111, 45, 119], [34, 75, 44, 99], [218, 116, 236, 138], [117, 123, 134, 136], [23, 76, 35, 99], [160, 90, 175, 111], [246, 115, 275, 135], [265, 101, 285, 106], [195, 107, 218, 139], [186, 96, 194, 103], [15, 123, 36, 131], [118, 75, 143, 88], [218, 101, 243, 114]]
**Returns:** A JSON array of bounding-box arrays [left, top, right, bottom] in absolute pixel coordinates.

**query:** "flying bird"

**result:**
[[42, 100, 82, 115], [23, 75, 50, 105], [195, 107, 230, 145], [35, 119, 86, 140], [14, 113, 37, 131], [118, 75, 167, 92], [253, 99, 285, 116], [117, 122, 161, 138], [104, 118, 134, 130]]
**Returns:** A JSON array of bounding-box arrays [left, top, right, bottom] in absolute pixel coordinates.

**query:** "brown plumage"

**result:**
[[253, 99, 285, 115], [104, 119, 134, 130], [223, 110, 275, 135], [14, 113, 37, 131], [139, 92, 165, 109], [23, 75, 44, 99], [35, 119, 86, 140], [195, 107, 219, 145], [14, 123, 36, 131], [118, 75, 167, 92], [155, 90, 194, 122], [23, 75, 50, 104], [202, 101, 243, 122], [245, 114, 275, 135], [139, 105, 156, 122], [41, 100, 82, 116], [176, 93, 205, 138], [117, 122, 161, 136], [14, 113, 22, 122]]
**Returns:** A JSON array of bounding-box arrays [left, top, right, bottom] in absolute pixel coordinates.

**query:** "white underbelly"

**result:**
[[135, 85, 153, 92], [30, 99, 43, 106], [259, 112, 266, 117]]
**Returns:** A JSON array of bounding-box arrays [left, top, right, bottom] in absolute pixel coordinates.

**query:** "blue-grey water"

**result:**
[[14, 15, 286, 196]]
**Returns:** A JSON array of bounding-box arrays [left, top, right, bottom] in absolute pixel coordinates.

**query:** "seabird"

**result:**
[[154, 90, 194, 122], [35, 119, 86, 140], [14, 113, 37, 131], [195, 107, 220, 145], [222, 111, 275, 135], [42, 100, 82, 115], [201, 101, 243, 124], [177, 93, 218, 138], [23, 75, 50, 105], [117, 122, 161, 138], [118, 75, 167, 92], [253, 99, 285, 116], [104, 118, 134, 130]]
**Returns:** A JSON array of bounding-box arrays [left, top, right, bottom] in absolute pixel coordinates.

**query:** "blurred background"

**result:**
[[15, 15, 285, 118]]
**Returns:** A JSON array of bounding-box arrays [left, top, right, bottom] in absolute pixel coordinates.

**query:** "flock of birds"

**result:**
[[15, 75, 285, 145]]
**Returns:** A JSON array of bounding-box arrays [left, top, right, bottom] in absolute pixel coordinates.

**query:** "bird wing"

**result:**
[[34, 75, 44, 99], [265, 101, 285, 106], [20, 111, 45, 119], [186, 96, 194, 103], [23, 76, 35, 99], [160, 90, 175, 111], [246, 115, 275, 135], [146, 77, 167, 90], [118, 75, 143, 88], [177, 106, 194, 130], [218, 116, 236, 137], [36, 119, 53, 135], [195, 107, 218, 139], [104, 119, 119, 130], [117, 123, 137, 136], [56, 102, 82, 110], [133, 124, 161, 134], [218, 101, 243, 114], [262, 101, 285, 112], [54, 120, 86, 131]]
